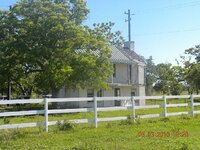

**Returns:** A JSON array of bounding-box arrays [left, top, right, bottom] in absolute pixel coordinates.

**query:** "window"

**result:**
[[97, 89, 103, 97], [113, 64, 116, 77], [97, 89, 104, 107], [131, 91, 136, 96], [114, 88, 120, 97], [131, 89, 136, 96], [114, 88, 121, 106], [129, 64, 132, 81], [87, 89, 94, 97]]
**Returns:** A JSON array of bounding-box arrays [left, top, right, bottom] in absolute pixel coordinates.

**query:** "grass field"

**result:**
[[0, 114, 200, 150], [0, 98, 200, 150]]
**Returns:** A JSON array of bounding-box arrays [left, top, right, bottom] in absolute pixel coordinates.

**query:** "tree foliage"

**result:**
[[92, 22, 125, 47], [146, 44, 200, 95], [145, 56, 156, 95], [0, 0, 113, 98], [182, 45, 200, 94], [153, 63, 173, 94]]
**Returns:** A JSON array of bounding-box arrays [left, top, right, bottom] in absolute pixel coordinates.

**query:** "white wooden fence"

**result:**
[[0, 95, 200, 132]]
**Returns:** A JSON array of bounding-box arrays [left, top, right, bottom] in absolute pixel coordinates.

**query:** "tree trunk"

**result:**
[[7, 77, 11, 100]]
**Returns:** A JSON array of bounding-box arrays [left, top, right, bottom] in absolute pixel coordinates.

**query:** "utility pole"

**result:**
[[7, 5, 12, 100], [125, 9, 134, 42]]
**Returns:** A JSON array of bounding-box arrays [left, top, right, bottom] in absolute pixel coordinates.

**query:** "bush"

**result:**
[[56, 120, 76, 131], [120, 115, 135, 125]]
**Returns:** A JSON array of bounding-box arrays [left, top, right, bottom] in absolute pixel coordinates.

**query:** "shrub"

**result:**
[[119, 115, 135, 125], [56, 120, 76, 131]]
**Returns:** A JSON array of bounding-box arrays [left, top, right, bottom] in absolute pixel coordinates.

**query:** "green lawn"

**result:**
[[0, 114, 200, 150], [0, 98, 200, 149]]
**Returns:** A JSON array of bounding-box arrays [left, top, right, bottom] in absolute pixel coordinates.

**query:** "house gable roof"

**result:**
[[110, 46, 132, 64], [110, 45, 145, 65]]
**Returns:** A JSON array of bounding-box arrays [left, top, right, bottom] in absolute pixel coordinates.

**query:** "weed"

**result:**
[[119, 115, 134, 125], [0, 129, 25, 142], [3, 117, 10, 124], [106, 123, 112, 128], [71, 142, 103, 150], [179, 115, 191, 120], [179, 143, 189, 150], [135, 117, 141, 126], [160, 117, 169, 122], [38, 125, 44, 133], [148, 119, 157, 123], [56, 120, 76, 131], [10, 129, 25, 139], [171, 126, 180, 132]]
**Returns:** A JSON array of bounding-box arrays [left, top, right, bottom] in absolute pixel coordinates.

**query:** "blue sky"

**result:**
[[1, 0, 200, 65]]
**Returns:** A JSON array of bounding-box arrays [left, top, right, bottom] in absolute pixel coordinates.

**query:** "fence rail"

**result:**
[[0, 95, 200, 131]]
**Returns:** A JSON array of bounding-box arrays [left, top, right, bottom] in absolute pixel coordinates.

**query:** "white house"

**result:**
[[56, 42, 146, 108]]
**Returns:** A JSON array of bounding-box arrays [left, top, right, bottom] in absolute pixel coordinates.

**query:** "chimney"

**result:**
[[124, 41, 135, 51]]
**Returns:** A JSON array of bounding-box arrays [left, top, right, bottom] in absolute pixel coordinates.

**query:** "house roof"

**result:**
[[76, 45, 145, 65], [110, 45, 145, 65], [120, 47, 145, 64], [110, 46, 132, 64]]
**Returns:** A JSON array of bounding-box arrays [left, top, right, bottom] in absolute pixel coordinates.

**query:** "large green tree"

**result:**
[[0, 0, 113, 98], [153, 63, 184, 95], [0, 9, 22, 99], [153, 63, 173, 94], [183, 45, 200, 94], [145, 56, 156, 95], [92, 22, 125, 46]]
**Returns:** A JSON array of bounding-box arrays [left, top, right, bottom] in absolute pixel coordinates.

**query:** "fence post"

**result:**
[[190, 95, 194, 117], [93, 96, 98, 128], [131, 96, 135, 122], [163, 96, 167, 117], [44, 98, 48, 132]]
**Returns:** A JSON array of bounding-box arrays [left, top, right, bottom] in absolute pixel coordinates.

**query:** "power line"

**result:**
[[136, 0, 200, 14], [134, 27, 200, 37]]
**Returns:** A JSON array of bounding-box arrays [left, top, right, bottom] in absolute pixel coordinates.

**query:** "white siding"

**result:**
[[138, 86, 146, 106], [121, 86, 131, 96], [103, 89, 115, 107], [113, 64, 128, 84], [138, 65, 145, 85], [131, 64, 138, 84], [57, 88, 80, 108]]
